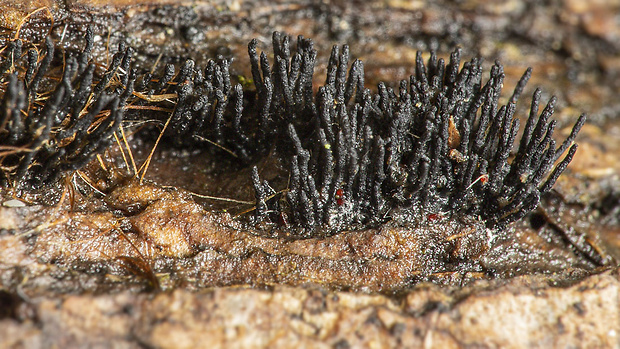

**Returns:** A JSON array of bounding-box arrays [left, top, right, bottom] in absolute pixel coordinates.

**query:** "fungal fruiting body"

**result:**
[[0, 28, 131, 189], [1, 31, 585, 239], [245, 33, 585, 236]]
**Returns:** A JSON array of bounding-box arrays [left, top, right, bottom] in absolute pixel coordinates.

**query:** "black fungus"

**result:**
[[135, 55, 260, 162], [246, 33, 585, 235], [1, 30, 585, 237], [0, 28, 130, 189]]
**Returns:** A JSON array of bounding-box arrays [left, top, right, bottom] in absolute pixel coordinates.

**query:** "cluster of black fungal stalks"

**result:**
[[1, 30, 585, 236], [0, 28, 131, 189], [133, 57, 256, 161], [246, 33, 586, 234], [137, 32, 328, 164]]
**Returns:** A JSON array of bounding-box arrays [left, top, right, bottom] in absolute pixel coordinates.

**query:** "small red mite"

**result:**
[[479, 174, 489, 184], [427, 213, 441, 220], [467, 173, 490, 190], [335, 189, 344, 206]]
